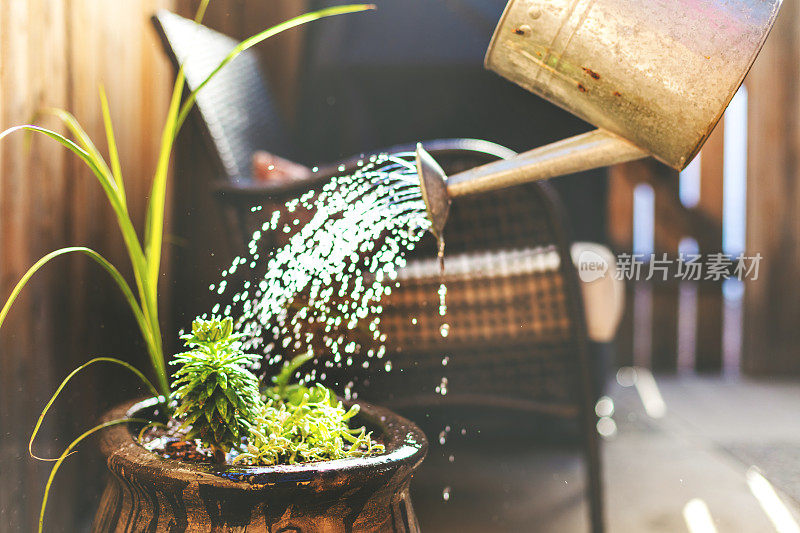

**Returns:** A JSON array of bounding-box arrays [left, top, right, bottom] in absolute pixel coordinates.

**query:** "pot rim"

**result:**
[[98, 396, 427, 489]]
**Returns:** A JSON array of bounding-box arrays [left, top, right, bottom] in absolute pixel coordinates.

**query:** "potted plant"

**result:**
[[0, 3, 427, 532], [95, 318, 426, 532]]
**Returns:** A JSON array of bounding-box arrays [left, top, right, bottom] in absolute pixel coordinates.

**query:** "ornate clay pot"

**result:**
[[93, 397, 427, 532]]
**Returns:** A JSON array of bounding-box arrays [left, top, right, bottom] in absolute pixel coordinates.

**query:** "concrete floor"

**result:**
[[411, 372, 800, 532]]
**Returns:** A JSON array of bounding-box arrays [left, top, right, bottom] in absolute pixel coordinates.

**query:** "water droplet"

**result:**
[[597, 417, 617, 438], [384, 361, 393, 372], [595, 396, 615, 418], [439, 323, 450, 337], [441, 356, 449, 366], [442, 486, 451, 501], [438, 283, 448, 316], [448, 454, 455, 463], [206, 153, 430, 393]]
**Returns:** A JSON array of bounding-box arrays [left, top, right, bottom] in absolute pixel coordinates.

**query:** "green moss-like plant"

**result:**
[[170, 317, 263, 460], [233, 354, 385, 466], [163, 348, 385, 465]]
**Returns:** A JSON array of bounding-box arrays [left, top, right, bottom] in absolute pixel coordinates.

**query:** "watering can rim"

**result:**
[[482, 0, 784, 171]]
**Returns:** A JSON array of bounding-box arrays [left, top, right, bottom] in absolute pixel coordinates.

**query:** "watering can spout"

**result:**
[[417, 0, 782, 235], [415, 143, 450, 239], [416, 134, 646, 237]]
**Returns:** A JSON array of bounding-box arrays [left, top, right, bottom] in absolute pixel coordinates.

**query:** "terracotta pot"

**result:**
[[93, 397, 427, 533]]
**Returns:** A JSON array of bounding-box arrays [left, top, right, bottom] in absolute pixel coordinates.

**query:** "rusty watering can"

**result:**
[[417, 0, 783, 237]]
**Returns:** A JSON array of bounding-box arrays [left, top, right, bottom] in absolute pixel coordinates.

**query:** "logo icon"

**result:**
[[577, 249, 609, 283]]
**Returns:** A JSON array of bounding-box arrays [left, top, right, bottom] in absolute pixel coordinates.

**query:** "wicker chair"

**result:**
[[152, 10, 603, 533]]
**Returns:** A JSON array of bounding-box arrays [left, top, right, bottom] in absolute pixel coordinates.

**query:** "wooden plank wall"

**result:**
[[0, 1, 174, 530], [743, 2, 800, 375]]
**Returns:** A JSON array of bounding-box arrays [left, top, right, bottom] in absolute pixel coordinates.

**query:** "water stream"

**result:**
[[210, 152, 432, 384], [210, 151, 458, 500]]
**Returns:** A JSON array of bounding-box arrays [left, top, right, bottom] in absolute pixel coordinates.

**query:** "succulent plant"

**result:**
[[170, 317, 263, 460], [234, 353, 385, 466]]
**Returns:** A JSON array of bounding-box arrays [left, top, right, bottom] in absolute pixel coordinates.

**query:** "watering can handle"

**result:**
[[446, 129, 648, 198]]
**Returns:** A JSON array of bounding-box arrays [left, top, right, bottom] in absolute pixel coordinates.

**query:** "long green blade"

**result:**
[[193, 0, 211, 23], [143, 67, 185, 306], [99, 85, 125, 205], [0, 246, 167, 393], [29, 357, 160, 462], [0, 126, 164, 388], [1, 125, 116, 198], [0, 125, 146, 280], [38, 417, 150, 533], [175, 4, 376, 132], [143, 4, 376, 301], [36, 108, 115, 187], [0, 247, 144, 335]]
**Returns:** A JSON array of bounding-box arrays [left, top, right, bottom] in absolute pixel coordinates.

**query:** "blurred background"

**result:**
[[2, 0, 800, 531]]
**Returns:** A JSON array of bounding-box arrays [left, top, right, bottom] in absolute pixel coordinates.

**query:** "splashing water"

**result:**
[[206, 150, 466, 502], [435, 226, 454, 498], [210, 153, 432, 380], [438, 425, 451, 445], [436, 376, 449, 396]]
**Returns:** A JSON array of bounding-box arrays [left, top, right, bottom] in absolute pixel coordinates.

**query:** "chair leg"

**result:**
[[583, 405, 605, 533]]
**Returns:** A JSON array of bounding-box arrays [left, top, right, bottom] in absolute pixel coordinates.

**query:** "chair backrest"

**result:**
[[369, 179, 589, 414], [152, 10, 294, 183]]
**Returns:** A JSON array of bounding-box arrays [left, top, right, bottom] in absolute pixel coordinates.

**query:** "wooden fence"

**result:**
[[0, 2, 174, 530], [607, 0, 800, 376], [608, 127, 728, 373]]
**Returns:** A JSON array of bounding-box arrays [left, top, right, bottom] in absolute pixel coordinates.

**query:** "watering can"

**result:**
[[416, 0, 783, 237]]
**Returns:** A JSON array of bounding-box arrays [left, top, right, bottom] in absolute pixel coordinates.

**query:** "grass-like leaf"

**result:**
[[0, 247, 148, 344], [194, 0, 211, 24], [173, 4, 376, 132], [1, 3, 377, 400], [0, 123, 162, 389], [29, 357, 160, 462], [0, 246, 166, 393], [0, 125, 116, 199], [143, 3, 376, 310], [35, 108, 115, 184], [38, 417, 149, 533], [99, 85, 125, 204]]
